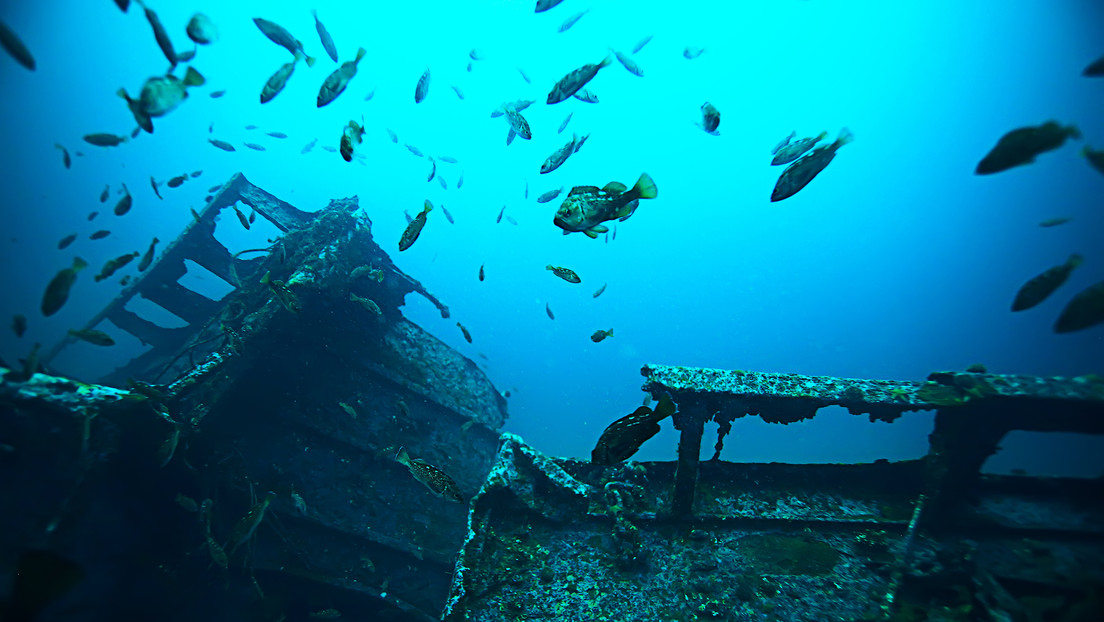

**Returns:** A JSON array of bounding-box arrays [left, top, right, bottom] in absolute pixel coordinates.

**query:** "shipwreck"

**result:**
[[2, 175, 1102, 621]]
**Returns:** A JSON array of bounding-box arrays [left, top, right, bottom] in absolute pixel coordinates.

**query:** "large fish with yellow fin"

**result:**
[[553, 173, 657, 238]]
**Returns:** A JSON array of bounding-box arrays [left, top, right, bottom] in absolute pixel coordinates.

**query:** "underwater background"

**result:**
[[1, 0, 1103, 473]]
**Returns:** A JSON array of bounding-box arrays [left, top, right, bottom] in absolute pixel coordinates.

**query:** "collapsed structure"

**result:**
[[2, 176, 1102, 621]]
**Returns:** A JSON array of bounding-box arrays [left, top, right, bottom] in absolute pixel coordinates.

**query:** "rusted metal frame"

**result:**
[[669, 395, 714, 517]]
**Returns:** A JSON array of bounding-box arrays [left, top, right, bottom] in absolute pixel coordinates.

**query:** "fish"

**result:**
[[340, 120, 365, 162], [490, 99, 535, 118], [317, 47, 367, 107], [451, 85, 465, 99], [399, 201, 432, 251], [228, 491, 277, 554], [57, 233, 77, 250], [301, 138, 317, 154], [505, 215, 518, 225], [54, 144, 70, 169], [1082, 145, 1104, 176], [1038, 217, 1072, 228], [541, 133, 588, 174], [321, 145, 337, 153], [771, 128, 853, 202], [115, 0, 130, 11], [209, 90, 226, 99], [535, 0, 566, 12], [573, 88, 599, 103], [138, 237, 159, 271], [612, 49, 643, 76], [350, 292, 382, 315], [94, 252, 139, 282], [406, 143, 424, 157], [1082, 54, 1104, 77], [469, 48, 486, 61], [231, 204, 250, 229], [976, 121, 1081, 175], [312, 10, 338, 63], [87, 211, 98, 221], [593, 282, 607, 298], [114, 184, 133, 215], [772, 131, 827, 165], [553, 174, 656, 237], [253, 18, 316, 66], [683, 46, 705, 59], [478, 264, 485, 281], [1011, 254, 1083, 311], [12, 314, 27, 337], [438, 176, 447, 190], [516, 67, 532, 84], [557, 112, 573, 134], [99, 185, 110, 202], [457, 322, 472, 343], [176, 47, 196, 62], [506, 108, 532, 140], [257, 51, 301, 105], [496, 206, 505, 223], [244, 143, 266, 151], [590, 328, 613, 343], [1055, 280, 1104, 333], [427, 157, 437, 182], [186, 13, 218, 44], [260, 272, 301, 313], [439, 155, 459, 164], [415, 67, 431, 103], [89, 230, 111, 240], [457, 171, 465, 188], [632, 35, 653, 54], [83, 133, 127, 147], [548, 55, 612, 104], [3, 550, 85, 622], [386, 128, 398, 143], [0, 19, 35, 70], [137, 1, 177, 69], [207, 184, 221, 193], [546, 265, 581, 283], [190, 170, 202, 178], [68, 328, 115, 346], [245, 124, 258, 130], [149, 176, 162, 200], [440, 204, 454, 224], [118, 66, 206, 133], [772, 130, 796, 155], [364, 87, 375, 101], [209, 138, 235, 151], [591, 394, 676, 464], [537, 187, 564, 203], [338, 402, 358, 419], [395, 447, 463, 502], [559, 10, 590, 32], [545, 303, 554, 320], [167, 174, 187, 188], [697, 102, 720, 135], [350, 265, 384, 282]]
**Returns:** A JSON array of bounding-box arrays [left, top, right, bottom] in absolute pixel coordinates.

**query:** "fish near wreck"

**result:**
[[0, 19, 36, 70], [547, 55, 612, 104], [395, 447, 463, 502], [136, 0, 178, 69], [415, 67, 431, 103], [553, 173, 658, 238], [317, 47, 367, 107], [697, 102, 720, 135], [260, 271, 301, 313], [68, 328, 115, 347], [592, 394, 676, 464], [42, 257, 88, 316], [340, 119, 365, 162], [540, 133, 588, 174], [186, 13, 218, 44], [119, 67, 206, 133], [1055, 280, 1104, 333], [1012, 254, 1082, 311], [771, 128, 853, 202], [94, 252, 139, 282], [260, 52, 303, 103], [399, 201, 432, 251], [253, 18, 316, 67], [228, 491, 277, 555], [546, 265, 581, 283], [976, 121, 1080, 175], [311, 10, 338, 63], [772, 131, 826, 166]]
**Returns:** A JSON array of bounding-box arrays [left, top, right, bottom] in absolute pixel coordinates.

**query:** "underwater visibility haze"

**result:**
[[2, 0, 1104, 473]]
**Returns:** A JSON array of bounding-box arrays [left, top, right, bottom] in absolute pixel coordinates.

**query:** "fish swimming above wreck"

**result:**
[[553, 173, 658, 238], [592, 394, 676, 464]]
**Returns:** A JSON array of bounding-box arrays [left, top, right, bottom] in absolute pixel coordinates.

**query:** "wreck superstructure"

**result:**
[[3, 175, 506, 621]]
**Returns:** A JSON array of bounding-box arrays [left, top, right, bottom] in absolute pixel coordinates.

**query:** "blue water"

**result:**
[[1, 1, 1102, 472]]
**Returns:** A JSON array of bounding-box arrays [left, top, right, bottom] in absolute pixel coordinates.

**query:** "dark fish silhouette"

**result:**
[[592, 394, 676, 464], [1011, 254, 1082, 311]]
